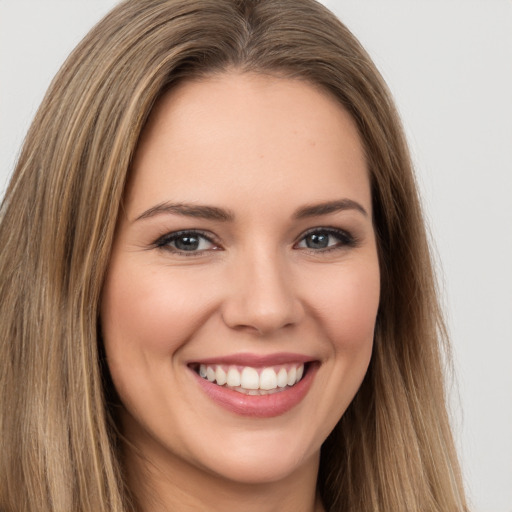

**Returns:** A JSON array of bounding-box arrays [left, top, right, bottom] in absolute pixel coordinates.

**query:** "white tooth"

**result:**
[[295, 364, 304, 383], [287, 366, 296, 386], [241, 367, 259, 390], [206, 366, 216, 382], [260, 368, 278, 390], [215, 366, 227, 385], [277, 368, 288, 388], [199, 364, 207, 378], [248, 389, 259, 395], [227, 367, 241, 387]]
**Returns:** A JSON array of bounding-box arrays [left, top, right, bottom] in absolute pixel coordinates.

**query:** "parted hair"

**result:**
[[0, 0, 469, 511]]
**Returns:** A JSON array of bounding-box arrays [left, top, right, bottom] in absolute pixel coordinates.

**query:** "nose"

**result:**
[[221, 249, 304, 336]]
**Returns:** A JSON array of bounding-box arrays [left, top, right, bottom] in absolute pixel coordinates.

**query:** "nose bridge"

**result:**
[[221, 244, 303, 335]]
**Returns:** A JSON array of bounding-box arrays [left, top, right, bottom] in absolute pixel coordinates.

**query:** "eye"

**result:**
[[155, 230, 218, 254], [295, 228, 355, 251]]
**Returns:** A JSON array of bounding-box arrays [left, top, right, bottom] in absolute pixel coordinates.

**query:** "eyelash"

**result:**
[[153, 227, 357, 256], [295, 227, 358, 253], [154, 230, 219, 257]]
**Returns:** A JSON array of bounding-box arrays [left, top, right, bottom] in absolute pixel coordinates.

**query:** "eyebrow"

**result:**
[[134, 198, 367, 223], [134, 202, 235, 222], [293, 199, 368, 219]]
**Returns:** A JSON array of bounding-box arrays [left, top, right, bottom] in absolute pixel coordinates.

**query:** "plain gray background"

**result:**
[[1, 1, 511, 511]]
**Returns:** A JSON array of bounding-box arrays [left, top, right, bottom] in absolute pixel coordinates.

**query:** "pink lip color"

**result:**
[[191, 361, 318, 418]]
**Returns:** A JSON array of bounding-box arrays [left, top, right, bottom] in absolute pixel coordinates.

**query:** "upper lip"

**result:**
[[188, 352, 316, 367]]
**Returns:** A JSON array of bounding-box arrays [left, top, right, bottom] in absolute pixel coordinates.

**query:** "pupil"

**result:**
[[306, 233, 329, 249], [175, 235, 199, 251]]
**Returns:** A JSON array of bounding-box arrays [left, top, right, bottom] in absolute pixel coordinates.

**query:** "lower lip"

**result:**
[[192, 364, 318, 418]]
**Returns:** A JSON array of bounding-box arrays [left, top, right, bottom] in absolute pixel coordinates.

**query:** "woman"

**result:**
[[0, 0, 469, 511]]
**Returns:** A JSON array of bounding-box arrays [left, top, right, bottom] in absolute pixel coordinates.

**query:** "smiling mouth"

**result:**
[[190, 363, 306, 396]]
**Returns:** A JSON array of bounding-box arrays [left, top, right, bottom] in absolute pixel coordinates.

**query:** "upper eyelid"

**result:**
[[156, 229, 215, 241], [295, 226, 353, 241], [298, 226, 348, 235]]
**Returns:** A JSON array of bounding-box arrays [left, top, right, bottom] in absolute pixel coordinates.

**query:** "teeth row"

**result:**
[[198, 364, 305, 391]]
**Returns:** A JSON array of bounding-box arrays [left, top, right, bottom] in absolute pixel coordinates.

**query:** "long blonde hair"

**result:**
[[0, 0, 468, 510]]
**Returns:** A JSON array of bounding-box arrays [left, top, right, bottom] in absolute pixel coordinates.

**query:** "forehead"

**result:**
[[126, 72, 370, 219]]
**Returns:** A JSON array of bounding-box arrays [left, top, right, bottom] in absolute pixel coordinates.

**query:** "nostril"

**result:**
[[221, 302, 304, 336], [219, 267, 304, 334]]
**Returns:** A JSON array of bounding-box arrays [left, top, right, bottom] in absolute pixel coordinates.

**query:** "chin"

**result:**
[[200, 447, 319, 486], [181, 424, 323, 486]]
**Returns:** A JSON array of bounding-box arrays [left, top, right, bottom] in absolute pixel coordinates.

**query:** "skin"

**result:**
[[101, 72, 380, 512]]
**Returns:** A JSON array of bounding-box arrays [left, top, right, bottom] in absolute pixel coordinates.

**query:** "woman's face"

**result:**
[[101, 73, 380, 486]]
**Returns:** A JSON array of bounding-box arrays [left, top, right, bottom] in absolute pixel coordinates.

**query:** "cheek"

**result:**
[[101, 262, 214, 357], [100, 260, 220, 420], [294, 257, 379, 444], [310, 259, 380, 354]]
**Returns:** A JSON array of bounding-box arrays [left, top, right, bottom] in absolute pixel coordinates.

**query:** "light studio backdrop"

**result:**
[[1, 1, 511, 511]]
